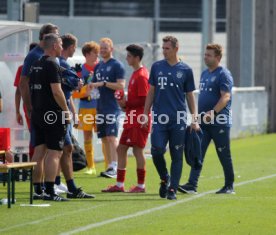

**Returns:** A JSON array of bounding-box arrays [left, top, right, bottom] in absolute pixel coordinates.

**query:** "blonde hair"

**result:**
[[81, 41, 100, 56], [100, 37, 113, 48]]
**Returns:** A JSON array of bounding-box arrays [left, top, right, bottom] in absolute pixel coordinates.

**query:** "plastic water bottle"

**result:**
[[90, 88, 100, 99], [0, 198, 8, 205]]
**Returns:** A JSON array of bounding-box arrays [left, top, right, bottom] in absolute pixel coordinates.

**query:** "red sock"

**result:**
[[117, 169, 126, 183], [137, 168, 146, 185], [29, 144, 34, 160]]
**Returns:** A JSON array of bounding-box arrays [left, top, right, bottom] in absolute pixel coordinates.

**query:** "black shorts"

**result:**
[[31, 112, 67, 151]]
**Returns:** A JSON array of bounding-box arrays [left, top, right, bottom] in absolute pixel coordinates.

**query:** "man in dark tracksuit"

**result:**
[[143, 36, 200, 200], [178, 43, 235, 194]]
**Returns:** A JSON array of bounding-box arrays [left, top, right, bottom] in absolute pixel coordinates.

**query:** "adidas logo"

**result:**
[[126, 138, 131, 142], [217, 146, 226, 152], [175, 145, 183, 150]]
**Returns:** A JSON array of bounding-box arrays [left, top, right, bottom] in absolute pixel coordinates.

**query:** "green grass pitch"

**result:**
[[1, 134, 276, 235]]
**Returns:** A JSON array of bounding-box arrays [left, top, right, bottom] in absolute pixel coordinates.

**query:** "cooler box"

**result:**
[[0, 128, 11, 151]]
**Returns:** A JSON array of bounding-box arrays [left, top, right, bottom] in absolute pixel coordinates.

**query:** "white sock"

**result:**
[[116, 182, 124, 188], [137, 184, 145, 189], [112, 161, 118, 170]]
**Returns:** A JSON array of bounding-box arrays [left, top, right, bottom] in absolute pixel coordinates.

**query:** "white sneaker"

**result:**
[[54, 182, 68, 194], [101, 168, 117, 178]]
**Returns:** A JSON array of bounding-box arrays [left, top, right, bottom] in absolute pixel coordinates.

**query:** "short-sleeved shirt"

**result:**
[[29, 55, 63, 126], [21, 46, 44, 77], [124, 66, 150, 130], [198, 66, 233, 127], [14, 65, 23, 87], [79, 63, 97, 109], [93, 58, 125, 114], [149, 59, 195, 120]]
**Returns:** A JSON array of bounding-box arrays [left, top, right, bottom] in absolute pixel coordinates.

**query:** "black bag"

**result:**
[[71, 135, 87, 171]]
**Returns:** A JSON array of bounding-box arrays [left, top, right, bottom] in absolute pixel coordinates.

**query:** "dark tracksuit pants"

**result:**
[[188, 125, 234, 187], [151, 121, 186, 192]]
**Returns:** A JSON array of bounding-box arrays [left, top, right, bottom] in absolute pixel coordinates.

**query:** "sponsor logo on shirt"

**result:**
[[158, 77, 167, 89], [32, 66, 43, 72], [33, 84, 42, 90]]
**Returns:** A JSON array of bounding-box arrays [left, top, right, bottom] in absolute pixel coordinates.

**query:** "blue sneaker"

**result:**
[[67, 188, 95, 198], [216, 185, 235, 194], [167, 188, 177, 200], [178, 183, 197, 194], [159, 176, 170, 198]]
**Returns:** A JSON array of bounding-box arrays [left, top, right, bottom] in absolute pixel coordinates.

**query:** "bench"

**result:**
[[0, 162, 37, 208]]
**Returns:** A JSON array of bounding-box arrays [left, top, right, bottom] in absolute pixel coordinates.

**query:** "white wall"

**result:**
[[39, 16, 153, 46]]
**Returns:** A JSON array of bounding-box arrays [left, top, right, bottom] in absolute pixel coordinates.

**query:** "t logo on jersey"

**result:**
[[158, 77, 167, 89]]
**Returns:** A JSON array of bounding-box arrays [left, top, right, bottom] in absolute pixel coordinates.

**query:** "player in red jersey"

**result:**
[[102, 44, 151, 193], [14, 42, 38, 159], [14, 42, 38, 128]]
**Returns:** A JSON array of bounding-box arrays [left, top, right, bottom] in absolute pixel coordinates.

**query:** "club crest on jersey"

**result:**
[[211, 76, 216, 82], [176, 71, 183, 79], [106, 66, 112, 72]]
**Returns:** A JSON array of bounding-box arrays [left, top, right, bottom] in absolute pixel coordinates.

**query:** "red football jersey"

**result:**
[[124, 66, 150, 131], [14, 65, 23, 87]]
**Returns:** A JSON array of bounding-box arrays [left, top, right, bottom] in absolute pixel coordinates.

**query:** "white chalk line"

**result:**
[[1, 174, 275, 234], [0, 204, 104, 233], [60, 174, 276, 235]]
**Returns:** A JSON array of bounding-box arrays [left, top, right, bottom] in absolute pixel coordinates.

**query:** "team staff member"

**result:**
[[92, 38, 126, 178], [19, 23, 59, 199], [143, 36, 199, 200], [102, 44, 150, 193], [20, 23, 59, 118], [179, 44, 235, 194], [29, 33, 69, 201]]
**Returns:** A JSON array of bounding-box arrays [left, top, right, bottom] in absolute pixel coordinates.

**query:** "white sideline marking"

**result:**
[[60, 174, 276, 235], [0, 204, 103, 233]]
